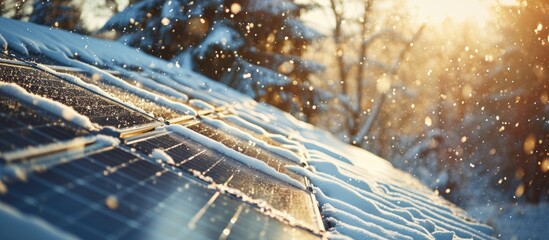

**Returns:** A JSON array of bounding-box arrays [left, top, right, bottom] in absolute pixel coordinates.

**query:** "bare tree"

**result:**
[[324, 0, 424, 145], [352, 25, 424, 144]]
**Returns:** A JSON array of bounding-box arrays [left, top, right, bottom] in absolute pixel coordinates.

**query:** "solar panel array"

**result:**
[[0, 60, 323, 239], [0, 64, 156, 129], [127, 130, 319, 230], [65, 71, 184, 121], [0, 95, 88, 153], [0, 147, 318, 240]]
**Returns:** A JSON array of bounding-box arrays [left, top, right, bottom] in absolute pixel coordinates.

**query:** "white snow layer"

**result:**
[[151, 148, 175, 165], [200, 116, 304, 164], [0, 17, 246, 115], [0, 82, 95, 129], [0, 18, 496, 240], [164, 124, 306, 190], [188, 99, 215, 111], [95, 135, 121, 147]]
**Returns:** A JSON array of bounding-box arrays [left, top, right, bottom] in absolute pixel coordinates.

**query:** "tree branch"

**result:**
[[352, 24, 425, 145], [351, 0, 374, 138], [330, 0, 349, 96]]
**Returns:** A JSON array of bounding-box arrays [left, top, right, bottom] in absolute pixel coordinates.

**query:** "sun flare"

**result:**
[[409, 0, 493, 24]]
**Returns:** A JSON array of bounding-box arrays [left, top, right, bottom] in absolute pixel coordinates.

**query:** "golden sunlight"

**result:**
[[409, 0, 493, 24]]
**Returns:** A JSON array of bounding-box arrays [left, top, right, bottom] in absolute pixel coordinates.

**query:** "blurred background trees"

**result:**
[[29, 0, 83, 31], [321, 0, 425, 146], [1, 0, 82, 31], [492, 0, 549, 203]]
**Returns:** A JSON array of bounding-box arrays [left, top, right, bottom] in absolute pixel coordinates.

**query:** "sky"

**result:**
[[298, 0, 518, 35]]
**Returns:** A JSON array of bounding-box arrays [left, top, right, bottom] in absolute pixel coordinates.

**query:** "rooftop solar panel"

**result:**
[[127, 131, 321, 231], [0, 59, 325, 238], [186, 122, 305, 183], [0, 146, 320, 240], [0, 95, 87, 153], [64, 71, 185, 121], [0, 63, 155, 129], [114, 72, 189, 104]]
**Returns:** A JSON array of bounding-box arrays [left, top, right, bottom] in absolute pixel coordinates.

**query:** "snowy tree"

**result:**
[[101, 0, 325, 120], [310, 0, 424, 144]]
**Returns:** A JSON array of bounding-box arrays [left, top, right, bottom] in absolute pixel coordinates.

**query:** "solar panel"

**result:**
[[0, 63, 155, 129], [127, 131, 321, 231], [186, 122, 305, 183], [0, 60, 323, 238], [64, 71, 184, 121], [0, 147, 320, 240], [0, 95, 87, 153]]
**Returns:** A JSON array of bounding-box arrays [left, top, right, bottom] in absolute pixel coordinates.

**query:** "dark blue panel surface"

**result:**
[[0, 147, 320, 240], [0, 95, 86, 153], [129, 132, 319, 230]]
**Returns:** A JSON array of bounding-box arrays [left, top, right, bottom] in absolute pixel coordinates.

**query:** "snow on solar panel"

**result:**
[[0, 95, 87, 153], [0, 147, 320, 240], [0, 63, 156, 129], [63, 71, 186, 121], [185, 121, 306, 182], [126, 130, 321, 232]]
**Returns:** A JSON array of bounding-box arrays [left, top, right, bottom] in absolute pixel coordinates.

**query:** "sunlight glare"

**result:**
[[410, 0, 492, 24]]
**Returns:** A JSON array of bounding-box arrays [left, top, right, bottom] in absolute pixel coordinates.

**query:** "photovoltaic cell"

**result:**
[[186, 122, 306, 184], [128, 131, 320, 231], [65, 71, 184, 120], [0, 95, 87, 153], [0, 63, 155, 128], [0, 147, 320, 240]]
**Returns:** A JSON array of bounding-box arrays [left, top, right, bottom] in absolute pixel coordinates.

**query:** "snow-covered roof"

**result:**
[[0, 17, 495, 239]]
